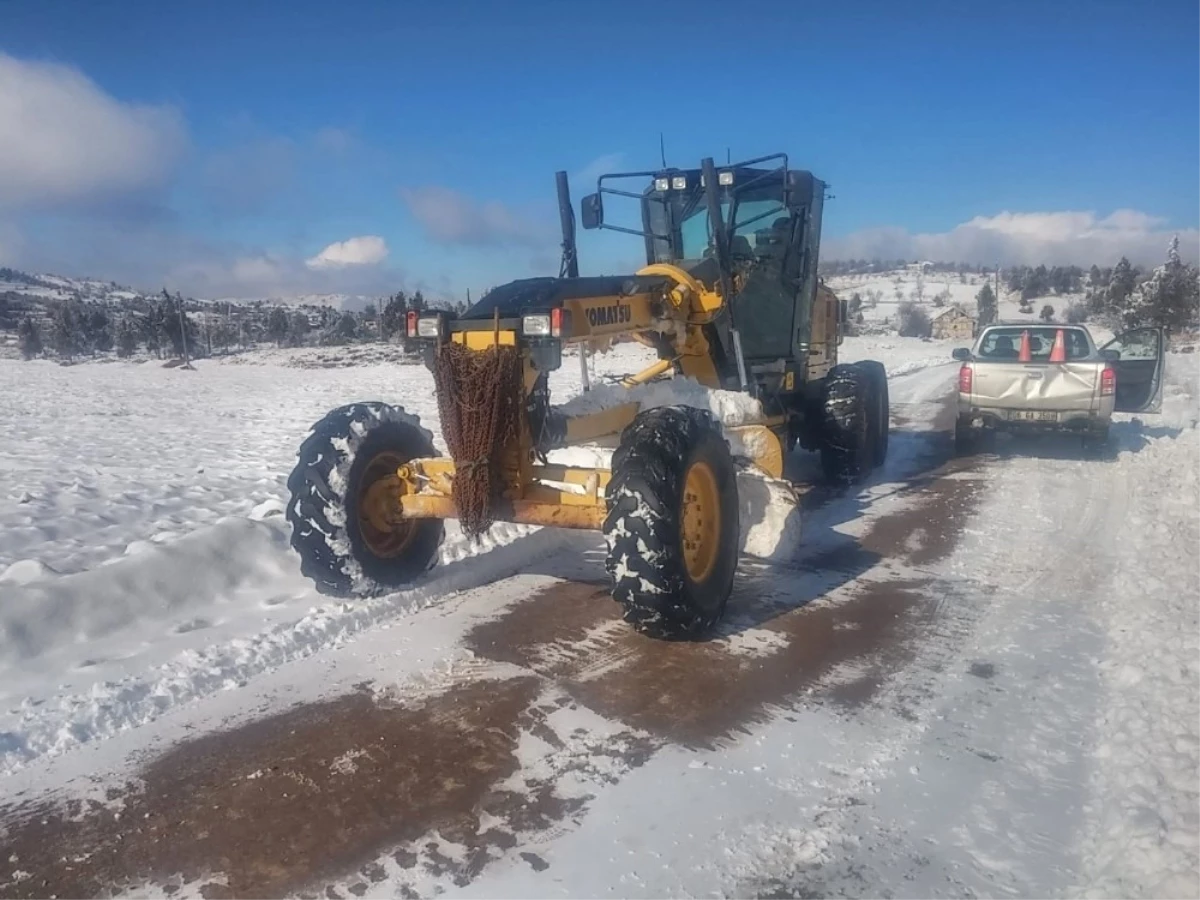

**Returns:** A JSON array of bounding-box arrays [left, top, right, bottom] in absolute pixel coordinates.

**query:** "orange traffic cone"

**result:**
[[1018, 329, 1032, 362], [1049, 329, 1066, 363]]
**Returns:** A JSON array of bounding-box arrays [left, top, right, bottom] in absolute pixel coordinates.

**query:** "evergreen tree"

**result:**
[[410, 290, 427, 313], [50, 300, 86, 360], [1022, 265, 1050, 300], [1108, 257, 1136, 317], [1126, 235, 1200, 331], [266, 307, 290, 346], [1040, 304, 1055, 322], [115, 315, 140, 358], [155, 289, 195, 358], [380, 292, 408, 340], [975, 282, 998, 327], [86, 307, 113, 354], [288, 311, 310, 347], [17, 316, 42, 359]]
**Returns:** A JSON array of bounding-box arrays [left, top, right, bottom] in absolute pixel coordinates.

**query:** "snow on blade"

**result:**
[[555, 374, 766, 427]]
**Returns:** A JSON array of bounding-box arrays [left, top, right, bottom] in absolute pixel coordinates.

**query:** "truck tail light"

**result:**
[[550, 307, 564, 338], [406, 310, 418, 339], [958, 364, 973, 393], [1101, 365, 1116, 396]]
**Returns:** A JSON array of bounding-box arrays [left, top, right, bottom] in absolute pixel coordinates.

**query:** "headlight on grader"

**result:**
[[522, 308, 568, 338], [417, 315, 443, 339], [406, 310, 445, 340]]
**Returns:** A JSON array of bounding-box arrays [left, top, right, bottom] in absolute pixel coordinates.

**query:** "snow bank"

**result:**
[[0, 520, 562, 773], [0, 517, 292, 664]]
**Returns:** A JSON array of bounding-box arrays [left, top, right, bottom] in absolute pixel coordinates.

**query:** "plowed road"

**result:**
[[0, 364, 1171, 898]]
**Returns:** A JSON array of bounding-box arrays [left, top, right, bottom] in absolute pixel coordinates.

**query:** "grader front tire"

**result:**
[[285, 402, 444, 597], [603, 406, 740, 639]]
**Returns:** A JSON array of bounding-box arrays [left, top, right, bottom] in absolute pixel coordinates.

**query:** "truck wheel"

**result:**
[[953, 417, 978, 457], [858, 360, 890, 467], [603, 406, 740, 639], [820, 364, 873, 484], [285, 402, 444, 597]]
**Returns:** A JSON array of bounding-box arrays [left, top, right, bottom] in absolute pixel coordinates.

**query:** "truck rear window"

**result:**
[[977, 327, 1091, 361]]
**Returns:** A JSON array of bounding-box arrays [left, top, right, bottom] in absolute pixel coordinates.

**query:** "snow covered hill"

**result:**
[[0, 267, 370, 311], [0, 330, 1196, 898]]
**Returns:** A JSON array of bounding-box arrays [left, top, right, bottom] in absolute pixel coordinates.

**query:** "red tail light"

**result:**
[[1101, 365, 1116, 396], [550, 307, 563, 338], [406, 310, 418, 339], [958, 364, 973, 393]]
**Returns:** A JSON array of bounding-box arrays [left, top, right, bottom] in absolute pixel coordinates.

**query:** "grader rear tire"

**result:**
[[285, 402, 444, 596], [858, 359, 890, 467], [603, 406, 739, 639], [820, 363, 874, 484]]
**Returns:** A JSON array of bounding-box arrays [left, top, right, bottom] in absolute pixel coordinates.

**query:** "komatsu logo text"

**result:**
[[586, 304, 632, 329]]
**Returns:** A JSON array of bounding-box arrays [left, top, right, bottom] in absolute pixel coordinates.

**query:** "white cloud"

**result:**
[[0, 52, 186, 212], [399, 185, 549, 248], [305, 235, 389, 270], [826, 209, 1199, 267]]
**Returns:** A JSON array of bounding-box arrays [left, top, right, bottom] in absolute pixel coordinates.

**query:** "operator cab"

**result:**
[[579, 154, 828, 387]]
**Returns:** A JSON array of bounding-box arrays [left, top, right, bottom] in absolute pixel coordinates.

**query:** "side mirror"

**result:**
[[837, 297, 848, 325], [1100, 348, 1120, 362], [952, 347, 972, 361], [581, 193, 603, 230]]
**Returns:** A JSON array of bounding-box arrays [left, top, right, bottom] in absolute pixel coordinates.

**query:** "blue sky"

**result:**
[[0, 0, 1196, 300]]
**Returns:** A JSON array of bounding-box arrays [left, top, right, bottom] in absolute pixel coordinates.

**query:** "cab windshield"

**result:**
[[679, 197, 788, 259]]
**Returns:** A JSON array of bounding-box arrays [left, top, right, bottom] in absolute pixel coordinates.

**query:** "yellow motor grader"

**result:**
[[285, 154, 889, 638]]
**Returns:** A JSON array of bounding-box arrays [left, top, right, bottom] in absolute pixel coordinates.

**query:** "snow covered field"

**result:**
[[0, 326, 1196, 899]]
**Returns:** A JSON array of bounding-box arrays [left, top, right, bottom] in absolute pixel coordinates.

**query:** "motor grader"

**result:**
[[285, 153, 889, 638]]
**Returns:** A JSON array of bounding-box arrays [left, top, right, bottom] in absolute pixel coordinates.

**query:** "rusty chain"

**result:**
[[433, 341, 524, 539]]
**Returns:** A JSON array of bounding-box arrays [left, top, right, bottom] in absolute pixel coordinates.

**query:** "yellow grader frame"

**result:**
[[285, 154, 889, 638]]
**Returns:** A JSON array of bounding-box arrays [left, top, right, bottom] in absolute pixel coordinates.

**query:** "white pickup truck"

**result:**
[[952, 323, 1165, 453]]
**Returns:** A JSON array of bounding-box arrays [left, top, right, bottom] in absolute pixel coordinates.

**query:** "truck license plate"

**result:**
[[1012, 410, 1056, 422]]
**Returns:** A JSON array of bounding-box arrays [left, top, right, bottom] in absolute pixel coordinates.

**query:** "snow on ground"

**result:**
[[1, 327, 1197, 899], [0, 340, 656, 771], [1073, 354, 1200, 897]]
